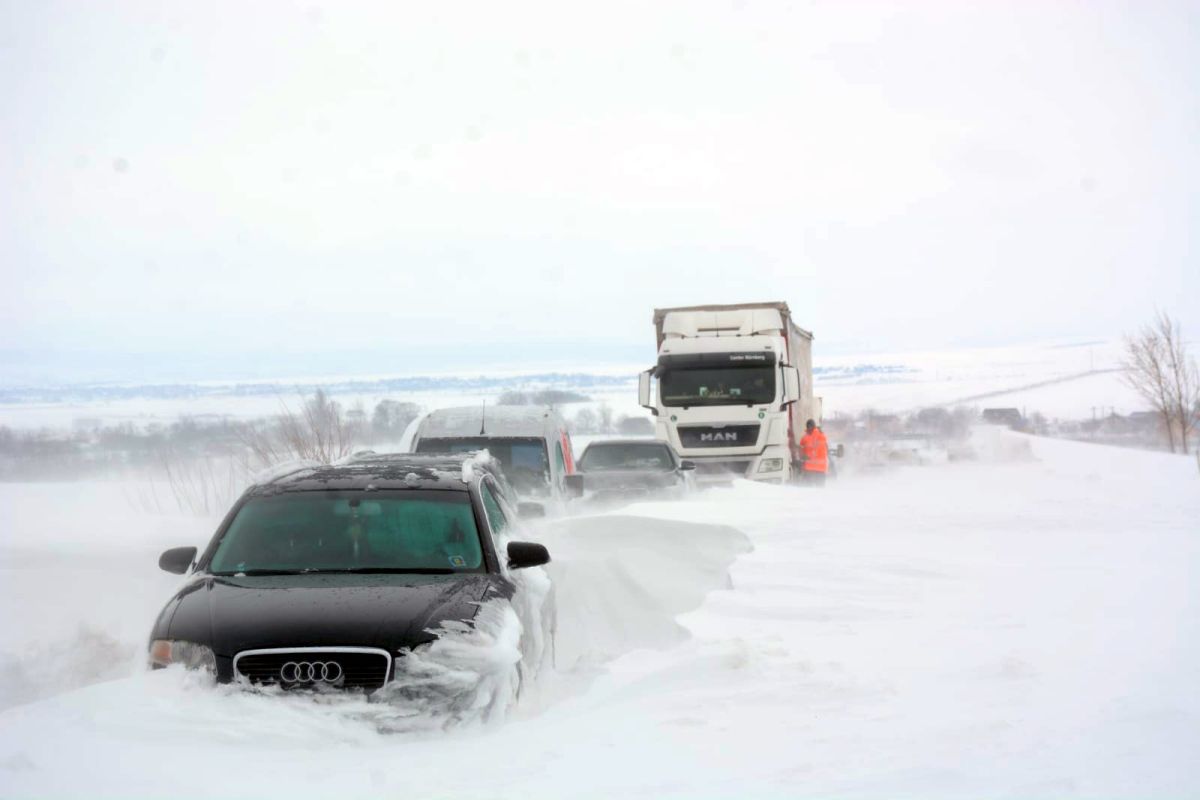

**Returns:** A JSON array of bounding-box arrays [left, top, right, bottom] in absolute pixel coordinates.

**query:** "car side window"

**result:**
[[480, 481, 508, 535], [555, 441, 566, 476]]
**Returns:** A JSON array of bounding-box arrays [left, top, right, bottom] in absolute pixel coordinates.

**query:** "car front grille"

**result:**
[[692, 460, 753, 478], [677, 424, 761, 449], [233, 648, 392, 691]]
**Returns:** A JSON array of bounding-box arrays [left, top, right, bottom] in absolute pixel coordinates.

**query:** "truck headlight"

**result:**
[[758, 458, 784, 473], [149, 639, 216, 673]]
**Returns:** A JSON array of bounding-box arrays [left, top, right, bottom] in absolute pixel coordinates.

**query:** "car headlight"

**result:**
[[149, 639, 216, 673], [758, 458, 784, 473]]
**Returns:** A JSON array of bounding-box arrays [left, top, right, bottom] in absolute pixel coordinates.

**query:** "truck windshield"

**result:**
[[414, 437, 549, 493], [209, 490, 484, 575], [660, 366, 775, 407]]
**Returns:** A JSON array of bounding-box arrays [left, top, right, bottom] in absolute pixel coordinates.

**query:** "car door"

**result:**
[[479, 475, 554, 673]]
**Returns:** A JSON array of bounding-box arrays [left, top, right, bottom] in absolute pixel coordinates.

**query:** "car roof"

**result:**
[[417, 405, 566, 438], [244, 452, 502, 496], [583, 438, 672, 449]]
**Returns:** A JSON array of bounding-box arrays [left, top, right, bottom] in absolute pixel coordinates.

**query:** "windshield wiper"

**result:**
[[213, 567, 460, 576], [315, 567, 458, 575], [213, 568, 317, 576]]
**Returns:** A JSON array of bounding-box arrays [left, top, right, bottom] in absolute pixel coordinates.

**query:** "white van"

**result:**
[[410, 406, 577, 504]]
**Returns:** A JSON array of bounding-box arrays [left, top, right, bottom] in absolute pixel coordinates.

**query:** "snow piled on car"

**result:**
[[204, 597, 531, 735], [371, 550, 557, 732]]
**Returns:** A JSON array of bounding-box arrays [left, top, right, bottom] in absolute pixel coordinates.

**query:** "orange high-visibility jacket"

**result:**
[[799, 428, 828, 472]]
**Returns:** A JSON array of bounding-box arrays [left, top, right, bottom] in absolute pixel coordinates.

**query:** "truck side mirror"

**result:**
[[678, 460, 696, 471], [564, 474, 585, 498], [782, 366, 801, 406], [638, 370, 656, 414], [835, 444, 845, 458]]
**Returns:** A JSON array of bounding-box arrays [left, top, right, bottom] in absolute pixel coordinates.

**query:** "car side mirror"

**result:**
[[507, 541, 550, 569], [517, 501, 546, 519], [564, 474, 585, 498], [678, 460, 696, 471], [159, 546, 197, 575]]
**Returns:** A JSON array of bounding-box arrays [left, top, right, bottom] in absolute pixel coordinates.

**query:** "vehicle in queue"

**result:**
[[639, 302, 820, 483], [147, 453, 554, 697], [565, 438, 696, 503], [409, 405, 576, 506]]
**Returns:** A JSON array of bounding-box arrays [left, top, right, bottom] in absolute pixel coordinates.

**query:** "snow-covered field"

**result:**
[[815, 339, 1138, 418], [0, 428, 1196, 797], [0, 338, 1144, 432]]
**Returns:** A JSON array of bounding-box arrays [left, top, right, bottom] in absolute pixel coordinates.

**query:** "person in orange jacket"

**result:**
[[798, 418, 828, 486]]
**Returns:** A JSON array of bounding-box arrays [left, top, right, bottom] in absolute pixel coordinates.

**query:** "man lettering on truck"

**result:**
[[798, 419, 828, 486]]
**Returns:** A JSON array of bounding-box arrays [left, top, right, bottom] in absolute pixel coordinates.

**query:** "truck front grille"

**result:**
[[677, 424, 761, 449], [233, 648, 391, 691]]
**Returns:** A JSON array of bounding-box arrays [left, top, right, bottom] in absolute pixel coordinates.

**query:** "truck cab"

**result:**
[[639, 303, 816, 483]]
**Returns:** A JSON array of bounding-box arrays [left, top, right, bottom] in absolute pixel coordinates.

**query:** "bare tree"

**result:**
[[1123, 312, 1198, 453], [572, 407, 598, 434], [371, 399, 421, 441], [596, 402, 614, 434], [151, 446, 246, 515], [239, 390, 362, 467], [1161, 316, 1199, 454]]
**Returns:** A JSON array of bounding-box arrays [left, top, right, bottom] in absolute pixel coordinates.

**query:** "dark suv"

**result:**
[[566, 439, 696, 502], [148, 453, 551, 692]]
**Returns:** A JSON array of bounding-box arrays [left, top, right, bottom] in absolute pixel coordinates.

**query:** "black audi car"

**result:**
[[148, 453, 550, 692]]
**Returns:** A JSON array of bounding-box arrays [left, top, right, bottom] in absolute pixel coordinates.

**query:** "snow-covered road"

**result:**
[[0, 430, 1196, 798]]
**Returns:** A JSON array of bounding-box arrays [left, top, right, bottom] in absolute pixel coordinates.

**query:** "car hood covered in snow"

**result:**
[[579, 469, 682, 493], [156, 572, 505, 660]]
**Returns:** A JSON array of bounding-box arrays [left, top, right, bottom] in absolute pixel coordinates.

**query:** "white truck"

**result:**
[[638, 302, 818, 483]]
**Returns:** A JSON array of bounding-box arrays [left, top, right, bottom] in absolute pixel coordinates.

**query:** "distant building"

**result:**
[[982, 408, 1024, 428], [1127, 411, 1160, 434], [864, 412, 902, 436]]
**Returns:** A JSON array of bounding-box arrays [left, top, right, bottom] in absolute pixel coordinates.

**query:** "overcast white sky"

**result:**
[[2, 1, 1197, 383]]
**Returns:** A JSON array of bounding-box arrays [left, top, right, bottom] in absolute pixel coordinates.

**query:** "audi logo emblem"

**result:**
[[279, 660, 344, 684]]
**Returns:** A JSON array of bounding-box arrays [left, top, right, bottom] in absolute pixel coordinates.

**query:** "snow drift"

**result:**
[[537, 514, 752, 668], [0, 429, 1197, 798]]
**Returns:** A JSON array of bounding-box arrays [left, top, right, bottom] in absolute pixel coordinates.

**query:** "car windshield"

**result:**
[[415, 437, 549, 493], [580, 443, 675, 472], [208, 490, 484, 575], [660, 366, 775, 407]]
